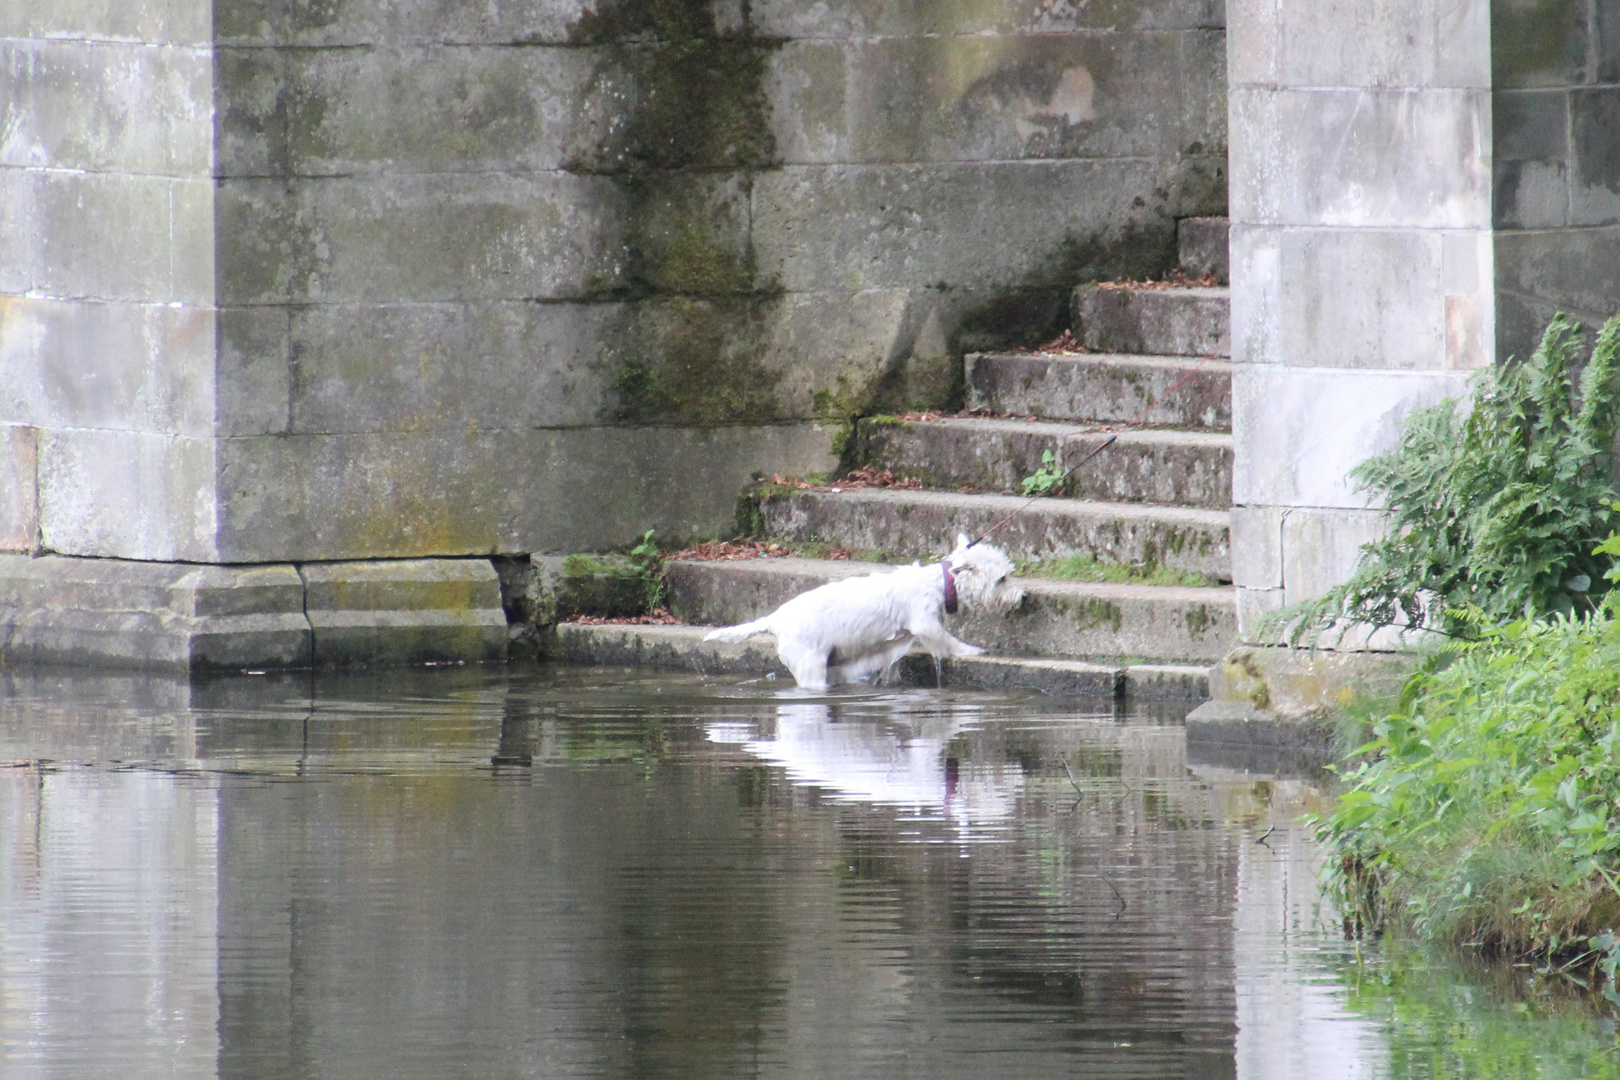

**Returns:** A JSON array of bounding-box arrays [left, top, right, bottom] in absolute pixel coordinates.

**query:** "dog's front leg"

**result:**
[[910, 617, 984, 659]]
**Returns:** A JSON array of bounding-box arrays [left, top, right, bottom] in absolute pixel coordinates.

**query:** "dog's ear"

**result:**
[[954, 532, 971, 553]]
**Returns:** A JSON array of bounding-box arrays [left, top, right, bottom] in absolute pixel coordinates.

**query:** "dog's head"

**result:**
[[947, 534, 1023, 615]]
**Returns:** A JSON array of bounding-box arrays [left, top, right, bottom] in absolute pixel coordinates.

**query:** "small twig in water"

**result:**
[[1255, 824, 1276, 848], [1061, 758, 1084, 796], [1093, 874, 1127, 914]]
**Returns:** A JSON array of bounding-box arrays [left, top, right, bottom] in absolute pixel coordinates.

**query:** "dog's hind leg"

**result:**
[[776, 638, 830, 689]]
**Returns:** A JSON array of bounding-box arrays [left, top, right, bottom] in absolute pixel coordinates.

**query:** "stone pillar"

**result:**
[[1227, 0, 1493, 644], [1492, 0, 1620, 363]]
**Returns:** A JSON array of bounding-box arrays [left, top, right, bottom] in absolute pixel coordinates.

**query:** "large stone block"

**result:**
[[1230, 86, 1490, 229], [751, 0, 1222, 38], [1279, 506, 1388, 604], [0, 425, 38, 552], [299, 559, 506, 668], [1232, 365, 1469, 509], [1570, 87, 1620, 227], [31, 172, 213, 304], [38, 428, 218, 562], [262, 45, 614, 177], [1, 39, 212, 175], [768, 31, 1209, 166], [753, 159, 1173, 293], [213, 0, 592, 47], [1271, 228, 1450, 370], [216, 423, 838, 562], [302, 173, 622, 303], [1491, 0, 1590, 90], [286, 300, 616, 434], [1229, 506, 1282, 589], [0, 554, 309, 672], [1229, 0, 1488, 89], [0, 0, 210, 47], [216, 306, 291, 437], [1494, 226, 1620, 358], [0, 170, 30, 295], [1493, 89, 1572, 230], [0, 297, 214, 434]]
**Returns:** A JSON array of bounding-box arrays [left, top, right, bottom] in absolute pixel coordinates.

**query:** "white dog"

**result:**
[[703, 534, 1023, 689]]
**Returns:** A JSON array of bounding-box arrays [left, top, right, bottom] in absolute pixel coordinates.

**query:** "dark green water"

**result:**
[[0, 666, 1614, 1078]]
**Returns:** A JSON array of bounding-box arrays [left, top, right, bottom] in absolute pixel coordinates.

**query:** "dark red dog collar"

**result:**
[[941, 560, 959, 615]]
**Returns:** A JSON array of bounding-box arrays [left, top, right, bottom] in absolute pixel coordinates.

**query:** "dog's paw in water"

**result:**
[[703, 533, 1020, 688]]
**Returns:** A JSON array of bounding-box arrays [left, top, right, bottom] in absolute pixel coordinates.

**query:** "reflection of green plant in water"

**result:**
[[1341, 940, 1620, 1077], [1020, 449, 1068, 497], [1270, 313, 1620, 644]]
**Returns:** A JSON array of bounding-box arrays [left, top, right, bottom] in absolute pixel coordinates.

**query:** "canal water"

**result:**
[[1, 666, 1615, 1079]]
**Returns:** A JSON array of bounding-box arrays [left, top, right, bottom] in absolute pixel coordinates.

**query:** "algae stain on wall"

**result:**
[[568, 0, 788, 427]]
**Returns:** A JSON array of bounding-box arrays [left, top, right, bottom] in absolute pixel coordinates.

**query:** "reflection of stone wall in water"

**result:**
[[0, 0, 1227, 564]]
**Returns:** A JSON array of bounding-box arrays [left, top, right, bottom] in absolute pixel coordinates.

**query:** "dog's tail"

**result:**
[[703, 617, 772, 643]]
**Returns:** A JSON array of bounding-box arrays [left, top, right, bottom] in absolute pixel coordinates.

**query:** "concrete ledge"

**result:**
[[300, 560, 507, 669], [1183, 699, 1334, 755], [0, 553, 506, 673]]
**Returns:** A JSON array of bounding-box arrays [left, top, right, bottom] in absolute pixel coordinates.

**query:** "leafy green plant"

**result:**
[[1019, 448, 1068, 497], [627, 529, 666, 609], [1272, 314, 1620, 644]]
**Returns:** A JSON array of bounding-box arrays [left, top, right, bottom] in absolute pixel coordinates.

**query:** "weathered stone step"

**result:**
[[1178, 216, 1229, 284], [664, 557, 1236, 663], [553, 622, 1211, 701], [965, 352, 1232, 429], [753, 487, 1230, 580], [1073, 284, 1230, 357], [857, 416, 1232, 510]]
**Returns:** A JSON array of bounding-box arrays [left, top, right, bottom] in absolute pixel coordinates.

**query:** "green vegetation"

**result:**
[[1321, 608, 1620, 989], [1297, 313, 1620, 996], [1271, 314, 1620, 644], [1020, 554, 1214, 588], [1343, 939, 1620, 1077], [1019, 448, 1068, 497], [627, 529, 666, 609]]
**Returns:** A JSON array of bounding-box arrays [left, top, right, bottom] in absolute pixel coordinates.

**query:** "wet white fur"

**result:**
[[703, 534, 1023, 689]]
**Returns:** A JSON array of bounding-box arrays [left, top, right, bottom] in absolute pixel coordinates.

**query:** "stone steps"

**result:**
[[664, 557, 1236, 665], [1073, 284, 1230, 358], [752, 487, 1230, 580], [554, 622, 1210, 701], [856, 416, 1233, 510], [965, 352, 1232, 430]]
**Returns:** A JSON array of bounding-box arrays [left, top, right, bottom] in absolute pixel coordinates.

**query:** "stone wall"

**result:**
[[0, 0, 1227, 565], [1492, 0, 1620, 363]]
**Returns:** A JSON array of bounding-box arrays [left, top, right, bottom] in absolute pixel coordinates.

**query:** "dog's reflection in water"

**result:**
[[708, 697, 1025, 828]]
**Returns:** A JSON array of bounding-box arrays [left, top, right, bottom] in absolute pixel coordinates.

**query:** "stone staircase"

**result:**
[[558, 218, 1236, 702]]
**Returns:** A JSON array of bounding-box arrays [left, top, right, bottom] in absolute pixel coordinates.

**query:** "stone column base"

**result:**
[[0, 554, 507, 673], [1184, 645, 1418, 757]]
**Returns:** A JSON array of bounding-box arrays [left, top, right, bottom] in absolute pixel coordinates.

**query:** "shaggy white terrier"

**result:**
[[703, 534, 1023, 689]]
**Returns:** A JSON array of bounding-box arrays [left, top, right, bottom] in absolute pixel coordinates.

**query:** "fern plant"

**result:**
[[1271, 313, 1620, 644]]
